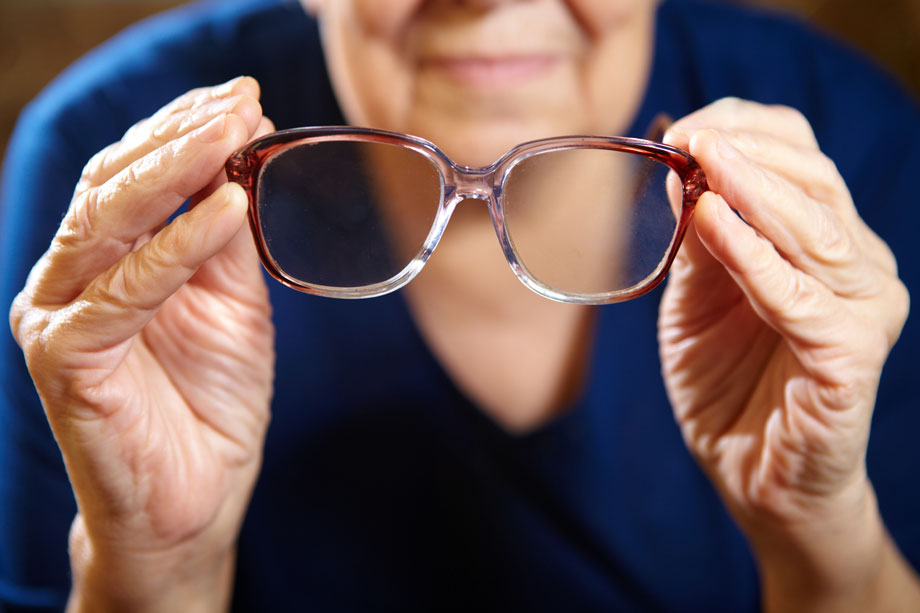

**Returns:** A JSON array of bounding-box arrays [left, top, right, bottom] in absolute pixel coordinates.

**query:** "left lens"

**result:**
[[256, 139, 442, 290], [501, 146, 679, 298]]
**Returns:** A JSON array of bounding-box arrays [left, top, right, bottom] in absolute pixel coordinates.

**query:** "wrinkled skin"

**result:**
[[660, 98, 914, 608], [8, 1, 920, 610], [10, 78, 276, 609], [661, 99, 907, 524]]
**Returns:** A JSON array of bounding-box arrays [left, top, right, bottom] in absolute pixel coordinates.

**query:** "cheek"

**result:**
[[352, 0, 424, 37], [567, 0, 649, 34]]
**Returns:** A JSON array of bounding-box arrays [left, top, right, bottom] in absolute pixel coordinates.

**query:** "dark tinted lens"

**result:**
[[256, 140, 442, 288], [502, 147, 678, 296]]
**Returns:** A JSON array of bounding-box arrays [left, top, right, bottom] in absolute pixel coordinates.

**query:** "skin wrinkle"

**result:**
[[720, 239, 846, 345], [63, 188, 107, 247], [148, 298, 260, 399], [4, 70, 279, 611], [698, 339, 783, 459], [695, 132, 883, 302], [60, 132, 242, 311], [3, 1, 915, 608], [671, 323, 780, 428], [718, 371, 785, 504], [759, 411, 852, 504], [724, 131, 844, 205], [138, 283, 272, 454], [658, 273, 746, 338]]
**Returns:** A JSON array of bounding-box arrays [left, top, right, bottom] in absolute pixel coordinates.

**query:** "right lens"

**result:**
[[502, 146, 679, 298], [256, 139, 443, 289]]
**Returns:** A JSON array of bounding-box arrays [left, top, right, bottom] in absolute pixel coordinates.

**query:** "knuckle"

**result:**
[[77, 145, 113, 190], [105, 245, 176, 313], [713, 96, 745, 113], [773, 104, 817, 143], [110, 157, 157, 203], [175, 112, 200, 136], [151, 103, 200, 144], [8, 289, 33, 347], [9, 290, 55, 371], [121, 119, 147, 144], [702, 97, 746, 126], [810, 152, 849, 201], [774, 267, 823, 319], [145, 233, 179, 273], [168, 86, 209, 114], [816, 152, 841, 184], [191, 86, 218, 111], [59, 188, 102, 247], [811, 212, 855, 265], [146, 121, 172, 150], [95, 263, 142, 313], [885, 278, 910, 343], [146, 225, 196, 278], [746, 238, 787, 296], [868, 229, 899, 276]]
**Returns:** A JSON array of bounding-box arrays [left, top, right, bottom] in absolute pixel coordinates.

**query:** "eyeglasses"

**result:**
[[225, 126, 708, 305]]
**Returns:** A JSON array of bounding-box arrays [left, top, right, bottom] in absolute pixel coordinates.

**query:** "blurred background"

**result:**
[[1, 0, 918, 165]]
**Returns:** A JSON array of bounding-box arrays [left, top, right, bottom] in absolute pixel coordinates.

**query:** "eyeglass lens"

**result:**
[[502, 148, 677, 296], [255, 139, 679, 298], [257, 140, 441, 288]]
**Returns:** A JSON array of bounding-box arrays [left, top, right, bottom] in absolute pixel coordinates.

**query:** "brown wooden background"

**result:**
[[1, 0, 918, 166]]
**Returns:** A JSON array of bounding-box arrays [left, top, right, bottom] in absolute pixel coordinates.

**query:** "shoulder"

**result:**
[[655, 0, 920, 224], [13, 0, 321, 165], [1, 0, 336, 291], [657, 0, 917, 118]]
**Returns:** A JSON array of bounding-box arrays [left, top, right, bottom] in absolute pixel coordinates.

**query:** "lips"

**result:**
[[421, 55, 562, 87]]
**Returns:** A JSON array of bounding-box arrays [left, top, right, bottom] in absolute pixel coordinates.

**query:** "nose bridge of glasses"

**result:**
[[445, 164, 498, 205]]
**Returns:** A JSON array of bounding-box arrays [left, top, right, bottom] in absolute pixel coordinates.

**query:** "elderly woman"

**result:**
[[2, 0, 919, 610]]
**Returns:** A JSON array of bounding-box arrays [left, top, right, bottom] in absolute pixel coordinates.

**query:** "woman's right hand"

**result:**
[[9, 76, 275, 612]]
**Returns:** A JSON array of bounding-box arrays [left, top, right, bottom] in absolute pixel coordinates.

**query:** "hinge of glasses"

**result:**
[[684, 167, 709, 203], [225, 153, 254, 187]]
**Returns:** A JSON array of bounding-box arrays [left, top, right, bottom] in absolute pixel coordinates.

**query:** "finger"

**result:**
[[187, 115, 277, 209], [251, 116, 276, 144], [691, 192, 864, 370], [695, 191, 905, 379], [665, 98, 819, 151], [717, 131, 851, 210], [688, 129, 882, 299], [711, 130, 899, 277], [75, 77, 262, 196], [61, 182, 250, 355], [188, 116, 278, 293], [35, 112, 252, 307], [669, 120, 898, 279]]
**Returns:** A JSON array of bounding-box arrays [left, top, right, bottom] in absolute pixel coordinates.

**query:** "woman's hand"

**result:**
[[9, 76, 275, 612], [659, 98, 919, 611]]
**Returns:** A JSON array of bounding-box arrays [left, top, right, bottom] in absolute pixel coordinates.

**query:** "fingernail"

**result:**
[[196, 114, 227, 142]]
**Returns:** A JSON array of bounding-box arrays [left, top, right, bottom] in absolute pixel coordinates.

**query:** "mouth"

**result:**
[[421, 55, 562, 87]]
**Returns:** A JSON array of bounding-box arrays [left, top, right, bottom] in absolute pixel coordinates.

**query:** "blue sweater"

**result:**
[[2, 0, 919, 610]]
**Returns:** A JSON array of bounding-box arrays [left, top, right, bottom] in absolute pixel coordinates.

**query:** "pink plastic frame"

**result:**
[[226, 127, 708, 305]]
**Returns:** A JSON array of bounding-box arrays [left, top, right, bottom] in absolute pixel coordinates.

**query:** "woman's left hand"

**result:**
[[659, 98, 917, 610]]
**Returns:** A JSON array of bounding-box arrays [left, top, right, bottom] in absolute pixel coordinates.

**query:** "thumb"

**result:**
[[189, 116, 277, 293]]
